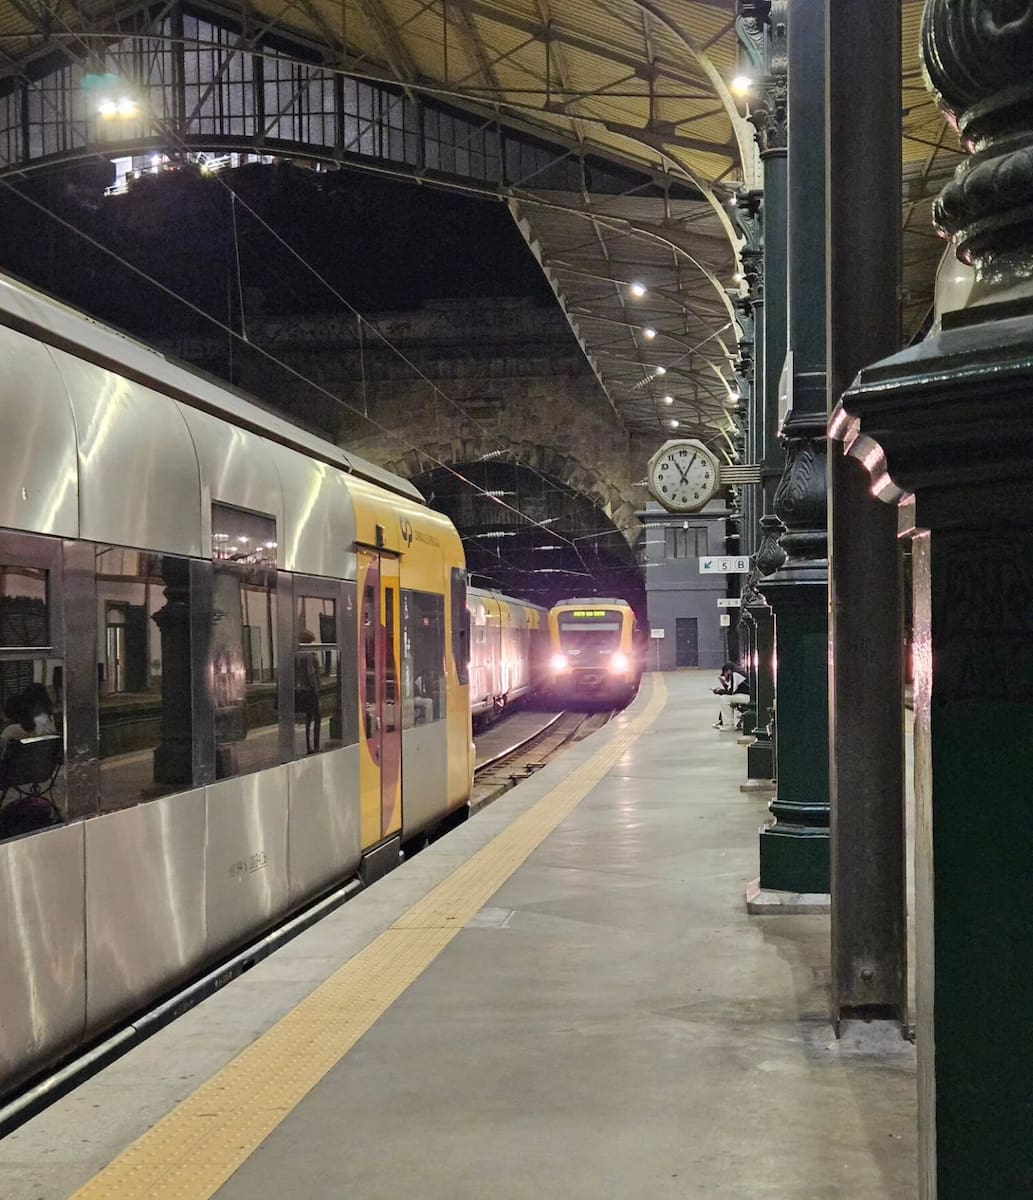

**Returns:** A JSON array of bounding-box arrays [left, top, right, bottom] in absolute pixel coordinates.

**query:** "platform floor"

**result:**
[[2, 671, 917, 1199]]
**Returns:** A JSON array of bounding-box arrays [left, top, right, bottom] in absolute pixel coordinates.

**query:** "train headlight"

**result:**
[[609, 652, 630, 673], [550, 653, 569, 672]]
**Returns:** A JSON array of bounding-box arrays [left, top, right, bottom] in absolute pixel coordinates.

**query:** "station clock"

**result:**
[[646, 438, 721, 513]]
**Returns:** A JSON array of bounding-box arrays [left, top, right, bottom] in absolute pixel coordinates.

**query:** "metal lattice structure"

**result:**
[[0, 0, 967, 437]]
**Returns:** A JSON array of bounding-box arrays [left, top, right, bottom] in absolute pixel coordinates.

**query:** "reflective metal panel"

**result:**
[[0, 330, 78, 538], [178, 404, 284, 556], [205, 768, 289, 957], [268, 444, 356, 581], [0, 822, 85, 1095], [85, 789, 206, 1032], [286, 745, 361, 903], [53, 350, 202, 556], [401, 721, 448, 839]]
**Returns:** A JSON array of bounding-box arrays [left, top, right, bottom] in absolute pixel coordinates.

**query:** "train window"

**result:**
[[450, 568, 469, 685], [212, 503, 278, 566], [665, 526, 708, 559], [294, 595, 343, 757], [211, 558, 279, 780], [0, 558, 66, 838], [362, 582, 376, 741], [401, 590, 445, 728], [384, 586, 398, 735], [95, 549, 193, 812]]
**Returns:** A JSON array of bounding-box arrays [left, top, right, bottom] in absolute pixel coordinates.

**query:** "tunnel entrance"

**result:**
[[413, 461, 644, 614]]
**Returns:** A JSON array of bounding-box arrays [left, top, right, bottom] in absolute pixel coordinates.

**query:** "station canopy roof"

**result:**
[[0, 0, 961, 444]]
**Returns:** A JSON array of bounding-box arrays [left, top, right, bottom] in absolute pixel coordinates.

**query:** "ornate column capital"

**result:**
[[738, 0, 787, 159], [924, 1, 1033, 293]]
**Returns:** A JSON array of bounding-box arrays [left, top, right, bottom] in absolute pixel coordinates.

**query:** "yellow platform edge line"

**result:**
[[72, 674, 667, 1200]]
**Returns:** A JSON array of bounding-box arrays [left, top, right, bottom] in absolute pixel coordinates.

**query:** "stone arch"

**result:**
[[377, 435, 643, 546]]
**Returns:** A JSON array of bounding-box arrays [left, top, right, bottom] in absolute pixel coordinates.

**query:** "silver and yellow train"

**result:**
[[0, 271, 510, 1099], [468, 588, 547, 727], [546, 598, 642, 708]]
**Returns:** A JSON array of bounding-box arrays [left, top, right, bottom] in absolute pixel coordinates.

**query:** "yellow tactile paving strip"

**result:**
[[72, 675, 667, 1200]]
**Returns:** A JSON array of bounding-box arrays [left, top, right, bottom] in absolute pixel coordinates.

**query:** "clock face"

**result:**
[[649, 440, 718, 512]]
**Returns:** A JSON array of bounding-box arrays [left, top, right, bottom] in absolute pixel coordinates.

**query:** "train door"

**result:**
[[358, 548, 403, 848]]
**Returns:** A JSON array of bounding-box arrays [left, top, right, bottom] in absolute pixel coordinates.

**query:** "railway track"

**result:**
[[471, 709, 614, 812]]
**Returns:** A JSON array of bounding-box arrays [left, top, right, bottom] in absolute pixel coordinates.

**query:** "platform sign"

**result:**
[[650, 628, 666, 639], [699, 556, 751, 574], [717, 598, 742, 608]]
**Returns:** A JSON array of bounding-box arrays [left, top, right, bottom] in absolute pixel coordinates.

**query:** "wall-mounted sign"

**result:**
[[650, 628, 666, 639], [717, 598, 742, 608], [720, 614, 731, 627], [699, 556, 751, 574]]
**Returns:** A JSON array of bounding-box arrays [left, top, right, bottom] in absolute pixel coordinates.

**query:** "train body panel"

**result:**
[[546, 599, 642, 708], [0, 270, 475, 1098], [468, 588, 547, 724]]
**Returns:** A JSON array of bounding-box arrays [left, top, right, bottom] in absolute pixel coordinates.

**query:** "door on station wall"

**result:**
[[358, 548, 402, 847], [675, 617, 699, 667]]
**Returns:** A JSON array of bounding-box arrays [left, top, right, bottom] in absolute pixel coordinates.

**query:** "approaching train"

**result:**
[[467, 588, 547, 727], [0, 270, 507, 1100], [546, 598, 643, 708]]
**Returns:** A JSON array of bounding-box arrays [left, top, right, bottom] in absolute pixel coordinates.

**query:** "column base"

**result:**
[[745, 877, 830, 915], [740, 777, 776, 794], [747, 739, 774, 779], [758, 820, 830, 894]]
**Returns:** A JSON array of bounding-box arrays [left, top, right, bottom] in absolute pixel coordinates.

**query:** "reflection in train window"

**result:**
[[295, 595, 342, 758], [0, 564, 48, 649], [0, 551, 66, 839], [212, 562, 279, 780], [211, 503, 278, 566], [96, 548, 192, 812], [450, 568, 469, 685], [363, 582, 377, 745], [402, 590, 445, 728]]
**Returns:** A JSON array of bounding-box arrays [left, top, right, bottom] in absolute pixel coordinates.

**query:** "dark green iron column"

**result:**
[[754, 0, 830, 897], [732, 188, 763, 731], [839, 2, 1033, 1190], [738, 0, 787, 789], [826, 0, 906, 1027]]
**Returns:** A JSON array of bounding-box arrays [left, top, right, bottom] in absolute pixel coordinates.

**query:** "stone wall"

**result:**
[[156, 297, 654, 542]]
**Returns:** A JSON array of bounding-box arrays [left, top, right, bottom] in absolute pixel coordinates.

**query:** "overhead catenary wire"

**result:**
[[8, 4, 637, 578], [0, 176, 595, 563]]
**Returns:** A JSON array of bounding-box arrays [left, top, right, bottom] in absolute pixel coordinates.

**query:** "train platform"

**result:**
[[1, 670, 917, 1200]]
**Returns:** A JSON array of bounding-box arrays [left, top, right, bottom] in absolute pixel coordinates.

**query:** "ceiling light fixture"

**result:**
[[730, 75, 753, 97], [662, 395, 674, 405], [629, 281, 647, 298], [643, 327, 657, 340]]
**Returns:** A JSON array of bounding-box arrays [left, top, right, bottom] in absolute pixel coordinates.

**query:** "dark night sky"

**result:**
[[0, 161, 555, 336]]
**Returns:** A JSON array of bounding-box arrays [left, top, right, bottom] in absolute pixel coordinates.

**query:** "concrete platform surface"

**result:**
[[0, 671, 917, 1199]]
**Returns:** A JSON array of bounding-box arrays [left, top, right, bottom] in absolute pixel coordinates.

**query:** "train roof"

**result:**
[[0, 269, 423, 505], [551, 597, 632, 609]]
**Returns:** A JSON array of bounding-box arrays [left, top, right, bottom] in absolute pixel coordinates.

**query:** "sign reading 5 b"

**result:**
[[699, 556, 751, 574]]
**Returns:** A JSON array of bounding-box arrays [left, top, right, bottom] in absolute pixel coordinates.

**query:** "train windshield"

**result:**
[[558, 613, 622, 651]]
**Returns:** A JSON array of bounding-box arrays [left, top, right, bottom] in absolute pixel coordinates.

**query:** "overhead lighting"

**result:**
[[662, 395, 674, 405], [669, 418, 680, 428], [655, 366, 667, 376], [730, 75, 753, 97], [733, 272, 744, 284], [728, 391, 741, 402], [629, 281, 647, 298], [642, 327, 657, 341]]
